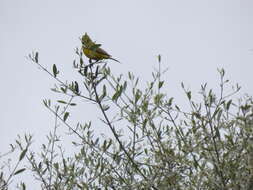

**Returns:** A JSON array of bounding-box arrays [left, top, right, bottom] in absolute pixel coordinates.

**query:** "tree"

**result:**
[[1, 47, 253, 190]]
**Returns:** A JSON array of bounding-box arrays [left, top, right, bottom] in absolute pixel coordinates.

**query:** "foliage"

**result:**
[[0, 135, 32, 190], [1, 48, 253, 190]]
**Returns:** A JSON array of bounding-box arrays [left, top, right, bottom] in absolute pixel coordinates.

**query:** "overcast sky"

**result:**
[[1, 0, 253, 187]]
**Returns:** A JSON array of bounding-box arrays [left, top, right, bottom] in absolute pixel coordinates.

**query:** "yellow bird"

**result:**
[[81, 33, 120, 63]]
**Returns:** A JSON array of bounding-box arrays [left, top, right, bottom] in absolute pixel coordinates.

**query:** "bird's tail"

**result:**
[[109, 57, 120, 63]]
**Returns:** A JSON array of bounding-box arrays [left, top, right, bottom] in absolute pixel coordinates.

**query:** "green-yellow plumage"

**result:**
[[81, 33, 120, 63]]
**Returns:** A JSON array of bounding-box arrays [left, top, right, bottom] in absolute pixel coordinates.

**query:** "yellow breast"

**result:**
[[82, 47, 110, 61]]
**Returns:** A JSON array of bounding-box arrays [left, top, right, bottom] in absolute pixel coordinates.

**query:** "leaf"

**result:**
[[135, 89, 141, 103], [60, 87, 67, 93], [112, 91, 119, 101], [167, 97, 174, 106], [21, 182, 26, 190], [57, 100, 67, 104], [38, 162, 42, 170], [14, 168, 26, 175], [63, 112, 69, 122], [181, 82, 184, 89], [102, 105, 110, 111], [83, 66, 88, 77], [80, 57, 83, 65], [175, 105, 181, 111], [35, 52, 39, 63], [226, 99, 232, 110], [158, 81, 164, 89], [158, 54, 161, 63], [53, 64, 58, 77], [186, 91, 191, 100], [54, 163, 59, 170], [112, 86, 123, 102], [74, 81, 79, 94], [95, 65, 99, 77], [19, 149, 27, 161]]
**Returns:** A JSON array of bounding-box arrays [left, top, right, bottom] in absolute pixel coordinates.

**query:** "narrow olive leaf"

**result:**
[[99, 85, 107, 101], [14, 168, 26, 175], [102, 105, 110, 111], [54, 163, 59, 170], [57, 100, 67, 104], [80, 57, 83, 65], [35, 52, 39, 63], [128, 72, 132, 80], [53, 64, 58, 77], [73, 60, 76, 67], [83, 66, 88, 77], [43, 99, 47, 106], [175, 105, 181, 111], [38, 162, 42, 170], [70, 103, 76, 106], [63, 112, 69, 122], [135, 90, 141, 103], [112, 91, 119, 101], [123, 81, 127, 90], [118, 86, 123, 97], [186, 91, 191, 100], [168, 97, 174, 106], [74, 81, 79, 94], [60, 87, 67, 93], [21, 182, 26, 190], [19, 149, 28, 161], [158, 81, 164, 89], [158, 54, 161, 63], [181, 82, 184, 89], [226, 99, 232, 110], [95, 66, 99, 77]]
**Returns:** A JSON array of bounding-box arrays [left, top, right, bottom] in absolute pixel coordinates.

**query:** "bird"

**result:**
[[81, 33, 120, 63]]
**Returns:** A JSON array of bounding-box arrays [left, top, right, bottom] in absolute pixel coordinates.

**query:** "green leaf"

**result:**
[[128, 72, 132, 80], [74, 81, 79, 94], [181, 82, 184, 89], [57, 100, 67, 104], [175, 105, 180, 111], [60, 87, 67, 93], [135, 89, 141, 103], [14, 168, 26, 175], [112, 86, 123, 102], [35, 52, 39, 63], [102, 105, 110, 111], [158, 54, 161, 63], [21, 182, 26, 190], [53, 64, 58, 77], [186, 91, 191, 100], [99, 85, 107, 101], [19, 149, 27, 161], [63, 112, 69, 122], [112, 91, 120, 101], [54, 163, 59, 170], [167, 97, 174, 106], [158, 81, 164, 89], [80, 57, 83, 65]]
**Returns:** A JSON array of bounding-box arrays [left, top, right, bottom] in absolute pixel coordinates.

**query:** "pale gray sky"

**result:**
[[1, 0, 253, 186]]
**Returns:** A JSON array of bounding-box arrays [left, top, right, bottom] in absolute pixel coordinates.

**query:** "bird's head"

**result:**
[[81, 33, 94, 48]]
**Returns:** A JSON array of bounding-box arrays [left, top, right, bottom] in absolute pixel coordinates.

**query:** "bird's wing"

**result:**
[[96, 47, 110, 56]]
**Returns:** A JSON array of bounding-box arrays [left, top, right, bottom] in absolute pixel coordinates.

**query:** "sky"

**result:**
[[1, 0, 253, 187]]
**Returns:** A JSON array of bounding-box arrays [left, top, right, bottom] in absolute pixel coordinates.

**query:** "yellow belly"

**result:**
[[83, 48, 110, 61]]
